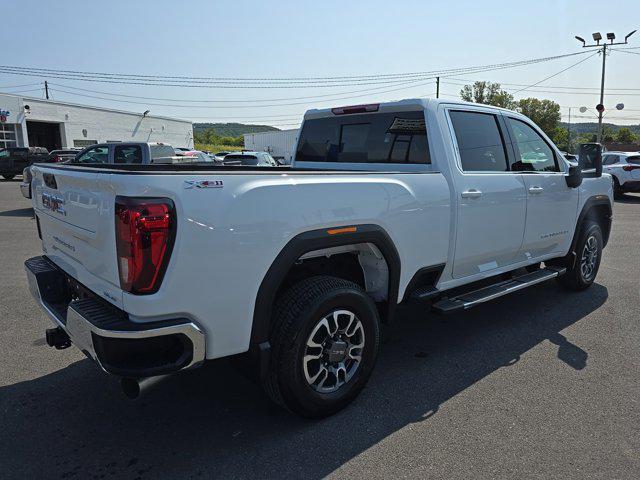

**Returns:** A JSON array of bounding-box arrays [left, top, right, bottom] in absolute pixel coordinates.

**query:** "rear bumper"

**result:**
[[25, 256, 205, 378]]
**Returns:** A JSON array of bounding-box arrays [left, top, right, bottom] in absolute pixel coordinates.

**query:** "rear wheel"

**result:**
[[557, 220, 603, 291], [2, 174, 15, 180], [263, 275, 380, 418]]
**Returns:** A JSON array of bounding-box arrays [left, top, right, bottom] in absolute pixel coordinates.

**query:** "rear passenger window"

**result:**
[[296, 111, 430, 164], [114, 145, 143, 164], [449, 111, 508, 172], [506, 118, 558, 172]]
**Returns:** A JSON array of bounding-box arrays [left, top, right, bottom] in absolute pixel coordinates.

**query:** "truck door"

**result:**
[[503, 116, 578, 258], [447, 109, 527, 279]]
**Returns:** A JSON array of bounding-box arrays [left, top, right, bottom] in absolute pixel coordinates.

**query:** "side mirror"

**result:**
[[577, 143, 603, 177], [565, 165, 583, 188]]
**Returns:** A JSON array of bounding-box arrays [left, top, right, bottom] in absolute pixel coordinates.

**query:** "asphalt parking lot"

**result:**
[[0, 178, 638, 480]]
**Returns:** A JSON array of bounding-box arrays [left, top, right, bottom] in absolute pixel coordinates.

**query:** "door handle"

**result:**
[[461, 189, 482, 199], [528, 186, 544, 194]]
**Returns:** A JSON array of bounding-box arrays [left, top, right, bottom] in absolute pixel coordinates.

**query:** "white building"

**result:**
[[243, 128, 299, 164], [0, 93, 193, 151]]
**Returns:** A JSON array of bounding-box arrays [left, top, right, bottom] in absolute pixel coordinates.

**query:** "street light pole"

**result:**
[[597, 44, 607, 143], [574, 30, 636, 143]]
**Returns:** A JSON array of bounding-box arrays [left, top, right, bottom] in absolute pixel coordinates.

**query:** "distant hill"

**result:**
[[561, 122, 640, 135], [193, 123, 279, 137]]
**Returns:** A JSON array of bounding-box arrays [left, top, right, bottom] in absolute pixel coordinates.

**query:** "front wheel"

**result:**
[[263, 276, 380, 418], [557, 220, 603, 291]]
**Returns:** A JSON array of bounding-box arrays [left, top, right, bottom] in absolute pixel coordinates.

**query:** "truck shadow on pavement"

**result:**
[[0, 207, 34, 217], [0, 282, 607, 479]]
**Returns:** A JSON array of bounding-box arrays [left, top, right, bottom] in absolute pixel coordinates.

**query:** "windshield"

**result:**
[[296, 110, 430, 164], [150, 145, 176, 159]]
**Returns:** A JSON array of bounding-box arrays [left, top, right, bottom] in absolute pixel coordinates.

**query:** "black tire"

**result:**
[[612, 177, 623, 199], [263, 275, 380, 418], [556, 220, 603, 291], [2, 174, 15, 180]]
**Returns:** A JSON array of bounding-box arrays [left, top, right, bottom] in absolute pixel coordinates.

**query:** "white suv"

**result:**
[[602, 151, 640, 197]]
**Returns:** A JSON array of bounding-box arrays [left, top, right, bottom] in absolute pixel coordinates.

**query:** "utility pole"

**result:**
[[574, 30, 636, 143], [436, 76, 440, 99], [567, 107, 572, 152], [44, 80, 49, 100]]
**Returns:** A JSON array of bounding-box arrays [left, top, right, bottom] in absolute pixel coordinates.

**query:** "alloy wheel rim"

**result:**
[[580, 235, 599, 281], [302, 309, 365, 394]]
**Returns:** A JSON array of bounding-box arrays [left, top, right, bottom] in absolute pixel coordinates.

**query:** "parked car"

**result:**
[[213, 151, 232, 163], [602, 151, 640, 197], [25, 98, 612, 418], [0, 146, 49, 180], [180, 150, 213, 162], [70, 142, 176, 165], [222, 151, 278, 166]]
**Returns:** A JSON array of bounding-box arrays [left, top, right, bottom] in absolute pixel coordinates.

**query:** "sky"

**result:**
[[1, 0, 640, 127]]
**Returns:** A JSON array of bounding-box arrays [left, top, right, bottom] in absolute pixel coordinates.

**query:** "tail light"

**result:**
[[115, 196, 176, 294], [51, 155, 62, 163], [622, 164, 640, 171]]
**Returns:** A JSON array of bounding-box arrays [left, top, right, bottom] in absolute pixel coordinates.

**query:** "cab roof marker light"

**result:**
[[327, 226, 358, 235]]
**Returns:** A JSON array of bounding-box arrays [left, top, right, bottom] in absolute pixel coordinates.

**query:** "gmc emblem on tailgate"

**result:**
[[42, 192, 66, 216]]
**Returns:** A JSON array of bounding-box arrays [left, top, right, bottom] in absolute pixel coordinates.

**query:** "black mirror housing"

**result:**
[[565, 165, 583, 188], [577, 143, 603, 177]]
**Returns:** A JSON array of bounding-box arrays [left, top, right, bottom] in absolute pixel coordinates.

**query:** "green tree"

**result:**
[[516, 98, 561, 138], [552, 126, 569, 151], [615, 127, 638, 143], [460, 81, 515, 109], [602, 126, 615, 143]]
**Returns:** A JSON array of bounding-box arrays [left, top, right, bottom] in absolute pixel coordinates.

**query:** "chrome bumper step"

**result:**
[[432, 266, 566, 314]]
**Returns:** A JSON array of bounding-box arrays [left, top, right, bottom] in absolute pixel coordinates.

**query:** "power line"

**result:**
[[611, 48, 640, 56], [0, 51, 589, 83], [0, 51, 592, 88], [511, 51, 599, 94], [442, 78, 640, 91], [47, 79, 426, 103], [47, 79, 439, 108]]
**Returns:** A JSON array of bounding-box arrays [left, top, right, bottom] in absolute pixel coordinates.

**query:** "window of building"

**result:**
[[73, 139, 98, 148], [449, 111, 508, 172], [0, 123, 17, 149]]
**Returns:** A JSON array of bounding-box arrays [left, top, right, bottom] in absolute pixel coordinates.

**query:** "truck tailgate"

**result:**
[[31, 165, 123, 306]]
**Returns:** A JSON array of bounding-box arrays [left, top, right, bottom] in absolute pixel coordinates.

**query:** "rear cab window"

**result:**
[[449, 110, 508, 172], [114, 145, 143, 164], [295, 109, 430, 165]]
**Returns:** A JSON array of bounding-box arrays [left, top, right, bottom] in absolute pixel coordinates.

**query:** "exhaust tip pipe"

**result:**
[[120, 375, 169, 400]]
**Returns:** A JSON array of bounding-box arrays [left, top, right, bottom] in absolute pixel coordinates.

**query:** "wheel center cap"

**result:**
[[326, 340, 348, 363]]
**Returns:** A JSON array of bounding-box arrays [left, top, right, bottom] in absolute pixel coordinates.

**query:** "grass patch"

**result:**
[[195, 143, 244, 154]]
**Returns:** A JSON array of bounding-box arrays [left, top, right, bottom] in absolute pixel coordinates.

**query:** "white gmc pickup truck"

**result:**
[[25, 99, 613, 418]]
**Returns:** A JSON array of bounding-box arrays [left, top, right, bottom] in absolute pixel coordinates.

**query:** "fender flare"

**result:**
[[250, 224, 400, 346], [550, 195, 614, 272]]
